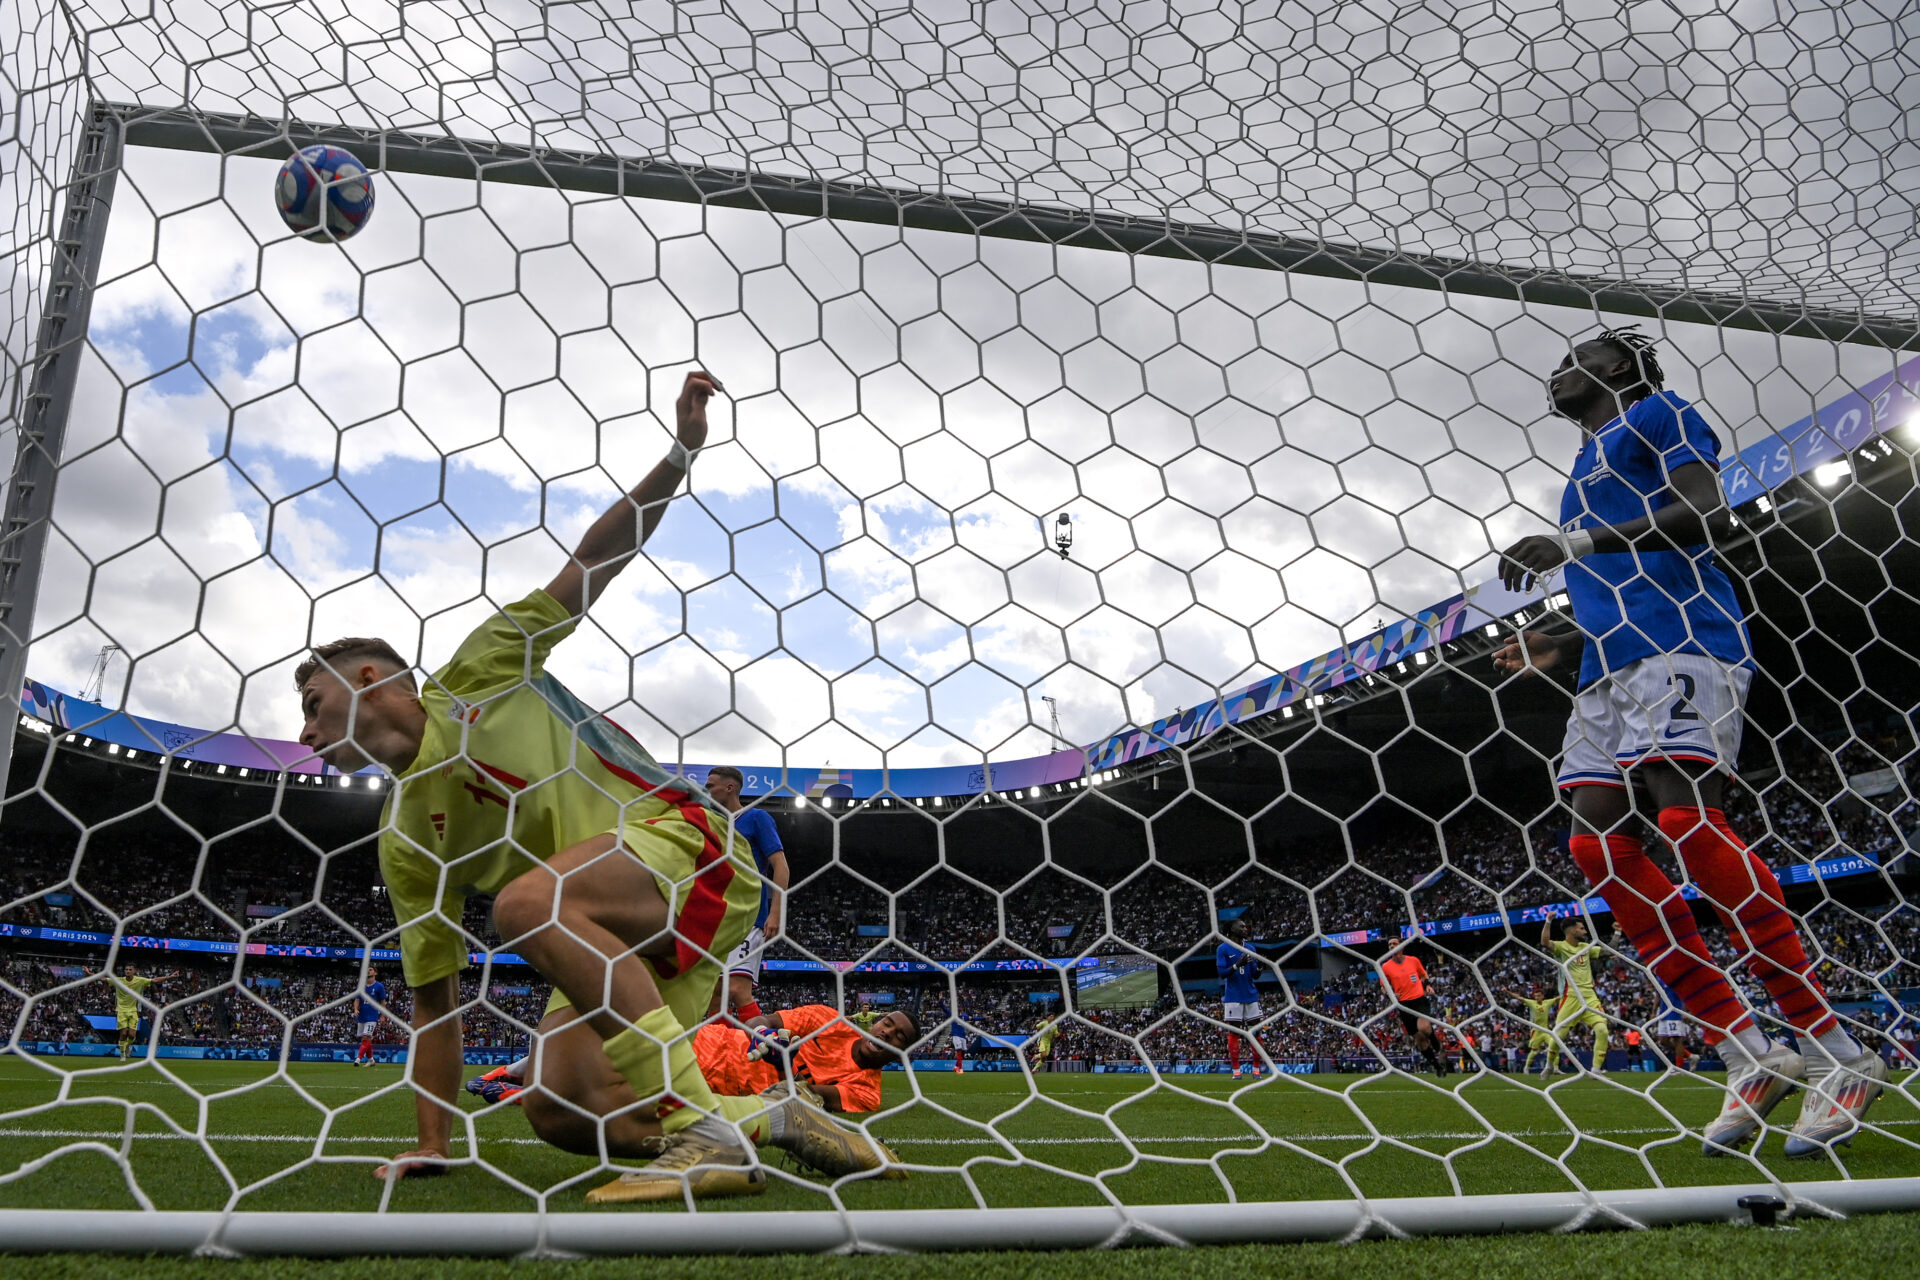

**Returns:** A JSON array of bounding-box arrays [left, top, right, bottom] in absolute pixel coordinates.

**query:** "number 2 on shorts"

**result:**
[[1664, 672, 1700, 737]]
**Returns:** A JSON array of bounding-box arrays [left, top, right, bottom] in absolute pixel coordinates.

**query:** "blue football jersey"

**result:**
[[731, 806, 784, 928], [358, 980, 385, 1022], [1558, 392, 1751, 689], [1216, 941, 1259, 1004]]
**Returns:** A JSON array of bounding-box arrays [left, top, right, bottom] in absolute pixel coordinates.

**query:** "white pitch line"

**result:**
[[0, 1121, 1914, 1148]]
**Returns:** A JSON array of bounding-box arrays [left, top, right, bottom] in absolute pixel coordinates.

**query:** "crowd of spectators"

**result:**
[[5, 744, 1913, 967], [6, 897, 1917, 1065], [1, 954, 550, 1050], [3, 724, 1915, 1061], [872, 900, 1920, 1072]]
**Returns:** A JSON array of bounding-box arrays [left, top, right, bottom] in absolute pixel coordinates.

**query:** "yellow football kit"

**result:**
[[379, 587, 761, 1033], [1548, 939, 1610, 1068], [1521, 995, 1554, 1050], [113, 975, 153, 1029]]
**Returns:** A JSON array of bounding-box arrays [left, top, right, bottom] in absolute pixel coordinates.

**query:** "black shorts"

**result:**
[[1397, 996, 1432, 1036]]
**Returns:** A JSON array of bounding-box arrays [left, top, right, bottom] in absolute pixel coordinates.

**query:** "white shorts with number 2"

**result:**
[[1555, 653, 1751, 790]]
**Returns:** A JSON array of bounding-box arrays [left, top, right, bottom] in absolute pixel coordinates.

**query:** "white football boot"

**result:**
[[1702, 1040, 1803, 1156], [1784, 1045, 1888, 1159]]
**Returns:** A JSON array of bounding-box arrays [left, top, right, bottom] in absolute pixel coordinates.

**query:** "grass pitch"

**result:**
[[0, 1057, 1915, 1217], [13, 1215, 1920, 1280]]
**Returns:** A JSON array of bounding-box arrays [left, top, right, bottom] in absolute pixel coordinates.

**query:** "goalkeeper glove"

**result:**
[[745, 1026, 792, 1063]]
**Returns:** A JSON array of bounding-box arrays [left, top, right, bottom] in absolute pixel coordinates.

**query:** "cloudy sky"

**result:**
[[11, 0, 1914, 771]]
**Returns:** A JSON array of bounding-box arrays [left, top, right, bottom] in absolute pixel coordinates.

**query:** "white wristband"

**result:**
[[666, 441, 696, 472], [1556, 528, 1596, 561]]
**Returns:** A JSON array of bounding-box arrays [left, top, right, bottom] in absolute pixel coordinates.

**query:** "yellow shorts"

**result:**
[[542, 805, 761, 1030], [1527, 1031, 1552, 1050], [1552, 998, 1608, 1034]]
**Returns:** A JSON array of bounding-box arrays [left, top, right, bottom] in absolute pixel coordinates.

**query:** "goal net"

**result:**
[[1, 0, 1917, 1255]]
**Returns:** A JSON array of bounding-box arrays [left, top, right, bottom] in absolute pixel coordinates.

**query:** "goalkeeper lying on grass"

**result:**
[[468, 1004, 918, 1195], [462, 1004, 916, 1203]]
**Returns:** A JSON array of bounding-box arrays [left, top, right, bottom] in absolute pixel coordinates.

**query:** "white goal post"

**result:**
[[3, 1178, 1920, 1256]]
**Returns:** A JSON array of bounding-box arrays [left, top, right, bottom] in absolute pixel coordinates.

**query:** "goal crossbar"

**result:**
[[102, 101, 1920, 353]]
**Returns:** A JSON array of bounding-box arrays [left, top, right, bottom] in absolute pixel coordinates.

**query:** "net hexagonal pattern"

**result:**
[[0, 0, 1917, 1250]]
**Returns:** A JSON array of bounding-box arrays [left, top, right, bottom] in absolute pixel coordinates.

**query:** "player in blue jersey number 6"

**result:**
[[1495, 328, 1885, 1157]]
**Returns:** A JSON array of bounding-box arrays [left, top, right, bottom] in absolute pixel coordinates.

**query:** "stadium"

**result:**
[[2, 2, 1919, 1276]]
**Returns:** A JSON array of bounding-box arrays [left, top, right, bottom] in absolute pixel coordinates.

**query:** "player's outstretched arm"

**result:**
[[1501, 462, 1726, 591], [379, 973, 462, 1180], [545, 370, 723, 617]]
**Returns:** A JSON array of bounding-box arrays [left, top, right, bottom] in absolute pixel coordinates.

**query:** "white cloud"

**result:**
[[10, 4, 1913, 773]]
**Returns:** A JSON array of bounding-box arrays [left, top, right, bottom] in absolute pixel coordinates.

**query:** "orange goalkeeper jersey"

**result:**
[[693, 1004, 883, 1113]]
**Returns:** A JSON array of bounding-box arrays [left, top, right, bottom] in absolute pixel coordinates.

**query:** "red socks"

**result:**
[[358, 1037, 372, 1059], [1656, 807, 1836, 1037], [1567, 831, 1752, 1042], [735, 1001, 762, 1021], [1226, 1032, 1241, 1071]]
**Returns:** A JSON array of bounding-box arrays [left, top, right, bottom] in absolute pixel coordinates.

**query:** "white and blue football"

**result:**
[[276, 144, 375, 242]]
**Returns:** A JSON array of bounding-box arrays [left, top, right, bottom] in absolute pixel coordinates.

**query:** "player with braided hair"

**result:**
[[1494, 328, 1886, 1156]]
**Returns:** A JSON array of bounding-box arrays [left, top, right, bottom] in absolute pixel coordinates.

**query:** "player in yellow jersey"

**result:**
[[1503, 985, 1557, 1075], [1029, 1014, 1061, 1074], [297, 372, 895, 1203], [849, 997, 886, 1032], [111, 965, 178, 1061], [1540, 910, 1611, 1075]]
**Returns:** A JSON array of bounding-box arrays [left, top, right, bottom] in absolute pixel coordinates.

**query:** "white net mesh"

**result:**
[[1, 0, 1917, 1246]]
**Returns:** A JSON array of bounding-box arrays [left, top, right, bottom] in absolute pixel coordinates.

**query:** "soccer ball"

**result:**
[[275, 144, 375, 242]]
